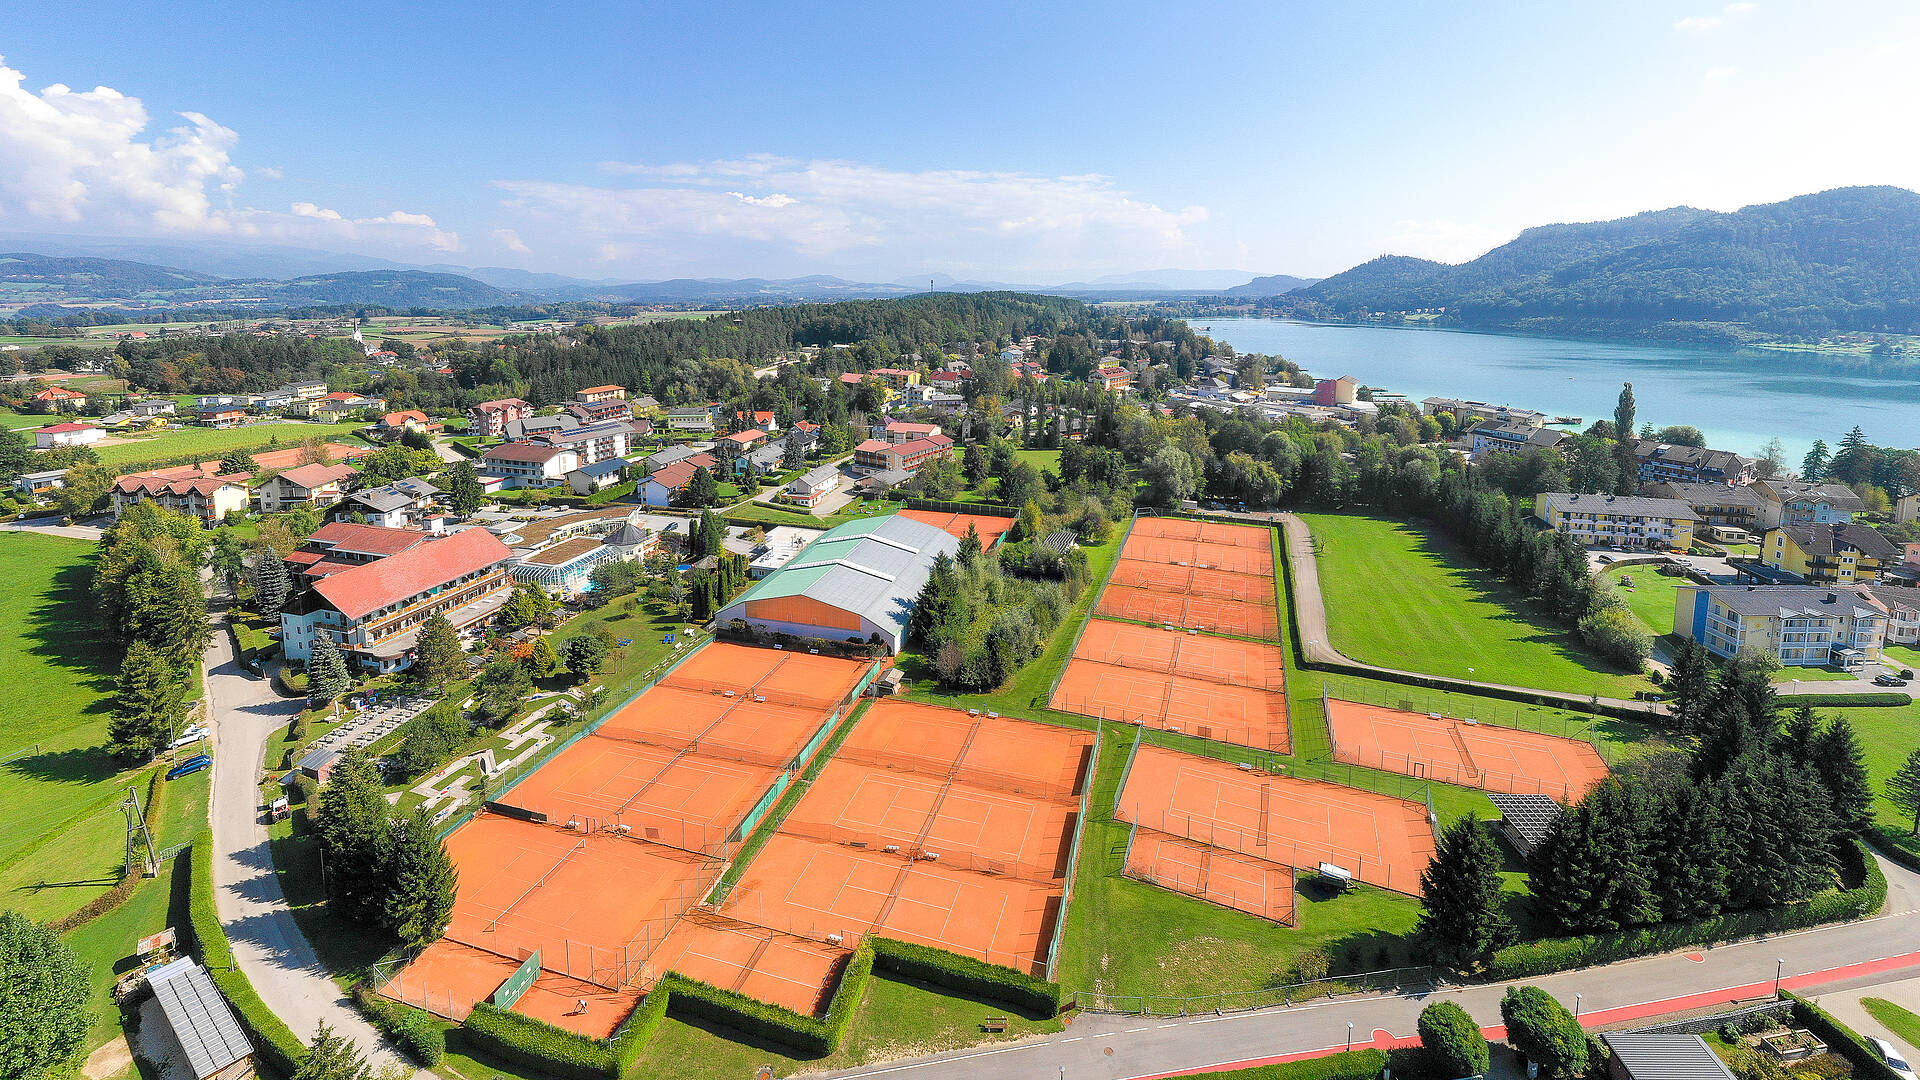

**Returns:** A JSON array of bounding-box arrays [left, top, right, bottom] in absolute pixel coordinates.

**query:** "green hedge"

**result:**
[[1175, 1048, 1388, 1080], [1486, 840, 1885, 979], [869, 936, 1060, 1017], [351, 985, 444, 1065], [1787, 994, 1905, 1080], [1871, 831, 1920, 876], [612, 988, 669, 1074], [460, 1002, 617, 1080], [186, 830, 308, 1077], [1784, 692, 1912, 708], [661, 938, 875, 1056]]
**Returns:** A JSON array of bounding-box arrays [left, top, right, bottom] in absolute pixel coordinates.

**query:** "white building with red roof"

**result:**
[[882, 420, 940, 443], [280, 525, 512, 674], [853, 433, 953, 474], [33, 387, 87, 412], [34, 421, 103, 449], [111, 472, 252, 524]]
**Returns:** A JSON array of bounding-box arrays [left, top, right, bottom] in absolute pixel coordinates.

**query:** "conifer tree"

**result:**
[[1813, 716, 1874, 838], [294, 1022, 373, 1080], [1668, 639, 1714, 736], [446, 460, 484, 516], [1887, 748, 1920, 836], [1414, 816, 1513, 972], [107, 640, 187, 764], [308, 634, 352, 703], [382, 811, 457, 951], [412, 615, 465, 688], [314, 750, 393, 923], [1649, 777, 1729, 921]]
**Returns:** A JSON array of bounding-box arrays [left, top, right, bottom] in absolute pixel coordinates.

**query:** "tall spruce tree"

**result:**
[[1887, 748, 1920, 835], [1693, 659, 1777, 780], [446, 460, 484, 516], [107, 640, 187, 764], [382, 810, 458, 950], [1414, 816, 1513, 972], [308, 634, 352, 703], [293, 1022, 374, 1080], [412, 615, 465, 688], [1649, 776, 1730, 921], [314, 750, 393, 923], [1812, 716, 1874, 838]]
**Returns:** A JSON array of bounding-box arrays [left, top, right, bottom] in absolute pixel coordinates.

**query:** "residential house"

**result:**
[[127, 399, 177, 418], [663, 406, 717, 432], [1471, 421, 1569, 458], [194, 395, 239, 409], [566, 458, 628, 495], [12, 468, 67, 497], [280, 526, 513, 674], [310, 392, 384, 422], [111, 472, 251, 525], [503, 413, 576, 442], [640, 458, 711, 507], [1865, 584, 1920, 648], [716, 428, 770, 457], [1632, 440, 1754, 486], [928, 370, 964, 389], [336, 477, 443, 529], [731, 409, 778, 433], [853, 433, 953, 474], [196, 407, 249, 429], [1644, 482, 1767, 535], [563, 398, 633, 425], [372, 410, 439, 440], [531, 419, 633, 465], [1672, 582, 1886, 669], [630, 394, 662, 415], [883, 420, 941, 443], [1751, 479, 1866, 529], [279, 380, 328, 401], [479, 443, 579, 489], [644, 444, 715, 474], [1760, 522, 1898, 585], [866, 367, 922, 391], [33, 387, 87, 412], [255, 462, 357, 513], [1533, 492, 1700, 551], [1094, 363, 1133, 392], [575, 384, 627, 403], [737, 441, 789, 477], [33, 422, 103, 449], [467, 398, 533, 438], [782, 464, 843, 508]]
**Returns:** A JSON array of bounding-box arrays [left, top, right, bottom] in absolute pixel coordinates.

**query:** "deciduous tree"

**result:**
[[0, 911, 91, 1080]]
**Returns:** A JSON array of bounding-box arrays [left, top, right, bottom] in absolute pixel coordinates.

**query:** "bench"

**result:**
[[981, 1016, 1010, 1033]]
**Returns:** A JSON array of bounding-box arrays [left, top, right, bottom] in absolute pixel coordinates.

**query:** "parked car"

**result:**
[[168, 725, 207, 750], [1873, 674, 1910, 687], [1867, 1037, 1917, 1080], [166, 755, 212, 780]]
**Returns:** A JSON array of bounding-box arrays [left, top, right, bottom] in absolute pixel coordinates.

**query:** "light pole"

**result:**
[[1575, 993, 1582, 1019], [1775, 958, 1786, 994], [1348, 1022, 1354, 1052]]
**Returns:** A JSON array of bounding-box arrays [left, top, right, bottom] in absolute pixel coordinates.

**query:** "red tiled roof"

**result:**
[[720, 429, 768, 445], [647, 460, 708, 491], [312, 528, 510, 622], [838, 373, 867, 384], [472, 398, 530, 413], [274, 463, 358, 490], [34, 387, 83, 400], [306, 522, 430, 557], [579, 384, 624, 395], [323, 391, 363, 401], [885, 421, 939, 435], [380, 410, 430, 427], [685, 452, 717, 470], [853, 439, 890, 454], [791, 420, 820, 431], [114, 472, 249, 497], [36, 422, 97, 433], [483, 442, 568, 464]]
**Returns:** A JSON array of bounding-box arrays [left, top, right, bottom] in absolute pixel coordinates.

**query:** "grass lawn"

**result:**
[[1598, 564, 1684, 637], [1882, 644, 1920, 674], [1011, 447, 1062, 474], [0, 534, 134, 869], [1835, 695, 1920, 864], [1862, 999, 1920, 1057], [94, 421, 366, 468], [1302, 513, 1653, 698]]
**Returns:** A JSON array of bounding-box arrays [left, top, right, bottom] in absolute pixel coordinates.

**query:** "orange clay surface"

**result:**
[[1113, 745, 1435, 895], [499, 736, 779, 851], [649, 914, 849, 1016], [594, 685, 828, 769], [1130, 515, 1274, 548], [1050, 661, 1289, 752], [1325, 698, 1609, 801], [1097, 584, 1282, 640], [1072, 618, 1286, 690], [1119, 535, 1273, 576], [1106, 560, 1279, 604], [900, 508, 1016, 548], [1124, 831, 1296, 924], [832, 699, 1093, 800], [660, 641, 868, 707]]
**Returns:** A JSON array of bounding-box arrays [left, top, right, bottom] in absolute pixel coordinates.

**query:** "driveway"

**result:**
[[831, 851, 1920, 1079], [0, 516, 105, 541], [203, 618, 414, 1071], [1815, 973, 1920, 1063]]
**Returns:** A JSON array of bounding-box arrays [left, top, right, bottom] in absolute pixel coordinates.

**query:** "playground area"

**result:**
[[715, 701, 1095, 980], [1114, 745, 1437, 896], [1324, 697, 1610, 802], [382, 642, 872, 1036], [900, 508, 1016, 548], [1050, 620, 1289, 752]]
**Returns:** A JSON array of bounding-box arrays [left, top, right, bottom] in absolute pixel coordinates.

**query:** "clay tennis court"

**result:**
[[834, 699, 1094, 800], [1124, 830, 1296, 924], [383, 939, 648, 1037], [1114, 745, 1435, 894], [499, 736, 780, 853], [661, 641, 869, 708], [1072, 618, 1286, 690], [1097, 584, 1282, 640], [900, 508, 1016, 548], [649, 913, 850, 1016], [1325, 698, 1609, 801], [1120, 533, 1273, 576], [595, 685, 828, 771], [1131, 515, 1274, 549], [1051, 660, 1290, 752], [1108, 559, 1279, 603], [721, 835, 1060, 976]]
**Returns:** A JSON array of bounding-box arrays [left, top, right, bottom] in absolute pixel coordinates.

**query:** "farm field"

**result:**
[[93, 421, 367, 468], [1303, 513, 1654, 698]]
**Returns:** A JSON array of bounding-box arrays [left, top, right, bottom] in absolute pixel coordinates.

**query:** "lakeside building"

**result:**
[[1643, 482, 1766, 534], [1750, 479, 1866, 529], [1672, 582, 1886, 669], [1471, 422, 1568, 459], [1420, 396, 1546, 429], [1760, 522, 1899, 585], [1533, 492, 1700, 551], [1631, 440, 1754, 486]]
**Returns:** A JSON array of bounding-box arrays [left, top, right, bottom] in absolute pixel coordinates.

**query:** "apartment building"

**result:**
[[853, 433, 953, 474], [1631, 440, 1754, 486], [1673, 583, 1886, 669], [1643, 482, 1766, 534], [280, 526, 513, 674], [562, 398, 633, 425], [468, 398, 534, 438], [663, 406, 717, 432], [575, 384, 628, 404], [1420, 396, 1546, 430], [531, 419, 633, 465], [1533, 492, 1700, 551], [1760, 522, 1899, 585], [111, 472, 252, 525], [479, 443, 579, 489], [1865, 584, 1920, 648], [1750, 479, 1866, 529], [1472, 422, 1569, 458], [255, 462, 357, 514]]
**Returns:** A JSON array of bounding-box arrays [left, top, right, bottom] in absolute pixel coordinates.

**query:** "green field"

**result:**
[[1303, 513, 1653, 698], [1598, 564, 1684, 637], [94, 421, 367, 468]]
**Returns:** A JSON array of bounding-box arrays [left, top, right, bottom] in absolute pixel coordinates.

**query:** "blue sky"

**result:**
[[3, 1, 1918, 281]]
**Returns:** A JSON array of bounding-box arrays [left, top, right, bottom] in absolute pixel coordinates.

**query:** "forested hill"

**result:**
[[1277, 186, 1920, 339], [0, 253, 513, 309]]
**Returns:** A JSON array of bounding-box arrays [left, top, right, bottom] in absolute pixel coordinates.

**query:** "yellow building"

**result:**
[[1532, 492, 1699, 551], [1760, 523, 1898, 585]]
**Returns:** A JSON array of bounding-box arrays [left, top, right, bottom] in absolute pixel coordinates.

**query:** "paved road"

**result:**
[[830, 851, 1920, 1080], [202, 620, 413, 1072], [0, 516, 105, 540]]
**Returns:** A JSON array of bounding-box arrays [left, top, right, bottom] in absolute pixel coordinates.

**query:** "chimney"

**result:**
[[1825, 592, 1838, 604]]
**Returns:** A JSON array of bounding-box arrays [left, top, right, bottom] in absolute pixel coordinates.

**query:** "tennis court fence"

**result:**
[[1113, 806, 1420, 895], [1326, 736, 1586, 802]]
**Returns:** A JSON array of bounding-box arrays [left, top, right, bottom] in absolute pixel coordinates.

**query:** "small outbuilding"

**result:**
[[1601, 1034, 1737, 1080], [147, 958, 255, 1080]]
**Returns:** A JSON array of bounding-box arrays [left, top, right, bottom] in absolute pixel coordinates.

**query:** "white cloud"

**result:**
[[1705, 65, 1739, 82], [1676, 3, 1756, 32], [498, 155, 1209, 278], [254, 165, 284, 181], [0, 56, 458, 254], [492, 228, 531, 254], [1382, 219, 1511, 264]]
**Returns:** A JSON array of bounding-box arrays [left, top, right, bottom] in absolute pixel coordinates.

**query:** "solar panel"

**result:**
[[1487, 793, 1564, 853]]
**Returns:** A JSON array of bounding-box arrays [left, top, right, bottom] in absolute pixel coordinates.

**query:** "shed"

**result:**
[[1601, 1034, 1737, 1080], [147, 958, 254, 1080], [1487, 793, 1564, 857]]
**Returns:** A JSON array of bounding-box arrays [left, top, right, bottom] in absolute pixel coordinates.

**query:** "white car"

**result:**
[[1868, 1037, 1919, 1080], [169, 725, 208, 750]]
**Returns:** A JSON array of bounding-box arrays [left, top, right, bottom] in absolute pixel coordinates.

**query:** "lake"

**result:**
[[1190, 317, 1920, 462]]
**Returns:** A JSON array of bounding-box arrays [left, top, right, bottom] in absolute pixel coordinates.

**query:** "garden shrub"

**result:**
[[1418, 1000, 1490, 1078], [1501, 986, 1586, 1079], [351, 985, 445, 1065], [1786, 994, 1905, 1080]]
